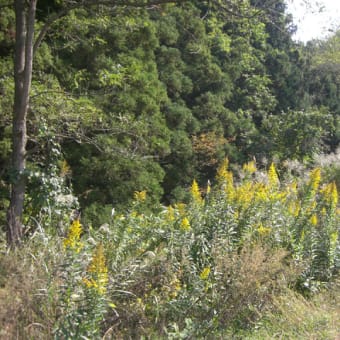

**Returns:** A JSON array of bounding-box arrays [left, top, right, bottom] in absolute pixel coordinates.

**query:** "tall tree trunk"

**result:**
[[7, 0, 37, 247]]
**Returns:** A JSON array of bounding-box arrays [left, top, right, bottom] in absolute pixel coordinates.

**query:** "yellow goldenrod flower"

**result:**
[[108, 302, 117, 309], [85, 243, 109, 295], [257, 224, 272, 236], [310, 214, 318, 226], [242, 160, 257, 175], [216, 158, 229, 182], [321, 182, 338, 210], [224, 171, 234, 199], [216, 158, 235, 198], [166, 205, 175, 221], [191, 179, 203, 204], [330, 182, 338, 208], [268, 163, 279, 187], [63, 219, 83, 252], [269, 190, 287, 203], [254, 183, 268, 202], [199, 267, 211, 280], [236, 181, 254, 208], [309, 168, 321, 193], [134, 190, 147, 202], [180, 217, 191, 232]]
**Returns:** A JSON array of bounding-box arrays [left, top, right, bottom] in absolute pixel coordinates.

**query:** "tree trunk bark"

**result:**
[[7, 0, 37, 247]]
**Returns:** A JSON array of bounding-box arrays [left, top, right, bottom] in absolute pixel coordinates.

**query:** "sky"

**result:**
[[286, 0, 340, 42]]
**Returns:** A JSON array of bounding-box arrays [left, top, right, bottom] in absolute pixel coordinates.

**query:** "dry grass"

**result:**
[[237, 280, 340, 339], [209, 243, 299, 329], [0, 247, 56, 340]]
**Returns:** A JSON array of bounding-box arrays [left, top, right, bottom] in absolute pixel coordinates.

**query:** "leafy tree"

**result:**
[[3, 0, 335, 246], [261, 108, 334, 161], [3, 0, 189, 246]]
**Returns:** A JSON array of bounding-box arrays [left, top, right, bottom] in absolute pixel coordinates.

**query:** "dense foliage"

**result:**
[[1, 0, 339, 220], [0, 160, 339, 337], [0, 0, 339, 337]]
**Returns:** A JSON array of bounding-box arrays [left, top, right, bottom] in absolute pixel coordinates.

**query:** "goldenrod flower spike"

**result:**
[[216, 158, 234, 198], [180, 217, 191, 232], [309, 168, 321, 193], [191, 179, 202, 204], [257, 224, 272, 236], [216, 158, 229, 182], [242, 160, 257, 175], [268, 163, 279, 187], [310, 214, 318, 226], [330, 182, 338, 208], [322, 182, 338, 209], [134, 190, 147, 202], [63, 219, 83, 252], [199, 267, 211, 280], [85, 243, 109, 295]]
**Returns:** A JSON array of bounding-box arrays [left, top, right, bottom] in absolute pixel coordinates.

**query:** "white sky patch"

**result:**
[[286, 0, 340, 42]]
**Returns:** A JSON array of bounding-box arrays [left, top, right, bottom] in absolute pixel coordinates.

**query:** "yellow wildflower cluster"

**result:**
[[180, 217, 191, 232], [63, 219, 83, 252], [268, 163, 279, 187], [310, 214, 318, 226], [199, 267, 211, 280], [235, 181, 254, 208], [321, 182, 338, 210], [308, 168, 321, 193], [216, 158, 235, 199], [216, 158, 229, 181], [257, 224, 272, 236], [83, 243, 109, 295], [242, 160, 257, 175], [134, 190, 147, 202], [253, 183, 268, 202], [191, 179, 203, 204]]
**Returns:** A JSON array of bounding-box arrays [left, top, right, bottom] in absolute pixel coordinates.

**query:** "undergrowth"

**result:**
[[0, 159, 339, 338]]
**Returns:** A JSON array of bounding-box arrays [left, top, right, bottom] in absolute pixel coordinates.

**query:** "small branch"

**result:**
[[30, 90, 69, 100]]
